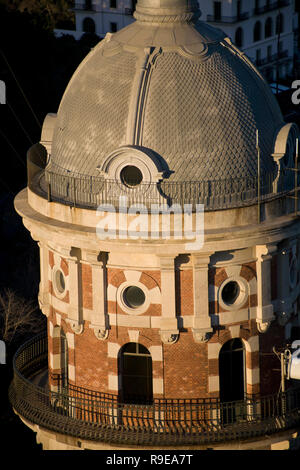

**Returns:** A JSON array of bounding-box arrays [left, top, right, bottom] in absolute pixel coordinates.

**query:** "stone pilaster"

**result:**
[[84, 251, 109, 340], [191, 253, 214, 342], [61, 247, 83, 335], [256, 244, 277, 332], [38, 241, 50, 317], [159, 256, 179, 344]]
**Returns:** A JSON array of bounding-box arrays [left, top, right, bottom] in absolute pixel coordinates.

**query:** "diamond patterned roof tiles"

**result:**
[[49, 17, 284, 183]]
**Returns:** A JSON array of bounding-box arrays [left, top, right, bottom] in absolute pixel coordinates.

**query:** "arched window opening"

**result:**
[[119, 343, 153, 404], [82, 17, 95, 33], [253, 21, 261, 42], [235, 27, 243, 48], [219, 338, 245, 397], [265, 17, 273, 38]]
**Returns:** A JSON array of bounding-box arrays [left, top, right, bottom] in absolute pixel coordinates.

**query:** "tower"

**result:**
[[11, 0, 300, 450]]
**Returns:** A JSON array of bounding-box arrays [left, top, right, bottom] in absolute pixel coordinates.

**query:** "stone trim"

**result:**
[[159, 256, 179, 344], [191, 253, 214, 343]]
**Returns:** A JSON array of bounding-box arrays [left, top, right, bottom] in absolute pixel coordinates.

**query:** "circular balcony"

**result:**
[[9, 334, 300, 447], [27, 144, 295, 212]]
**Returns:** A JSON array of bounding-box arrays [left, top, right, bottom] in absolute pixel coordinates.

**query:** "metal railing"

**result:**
[[256, 50, 289, 67], [27, 145, 295, 212], [253, 0, 290, 15], [206, 12, 249, 23], [9, 334, 300, 446]]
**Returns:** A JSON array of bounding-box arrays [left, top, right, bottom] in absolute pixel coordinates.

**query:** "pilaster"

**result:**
[[256, 244, 277, 332], [38, 241, 50, 317], [191, 253, 214, 342], [83, 250, 109, 340], [159, 255, 179, 344]]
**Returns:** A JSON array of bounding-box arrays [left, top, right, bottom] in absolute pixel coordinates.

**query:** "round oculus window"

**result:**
[[221, 281, 240, 306], [123, 286, 146, 309], [55, 269, 66, 294], [120, 165, 143, 187]]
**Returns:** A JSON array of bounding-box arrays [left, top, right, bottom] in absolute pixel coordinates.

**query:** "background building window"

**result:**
[[276, 13, 284, 34], [267, 45, 272, 59], [82, 17, 96, 33], [254, 21, 262, 42], [213, 1, 222, 21], [235, 27, 243, 47], [110, 0, 117, 8], [256, 48, 261, 64], [237, 0, 242, 19], [265, 17, 273, 38], [110, 22, 118, 32]]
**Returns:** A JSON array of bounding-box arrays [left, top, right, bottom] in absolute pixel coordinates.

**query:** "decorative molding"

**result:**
[[160, 330, 179, 344], [90, 324, 109, 340], [192, 328, 212, 343], [66, 319, 84, 335], [257, 320, 271, 333]]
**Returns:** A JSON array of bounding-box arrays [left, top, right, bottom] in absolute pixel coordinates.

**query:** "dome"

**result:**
[[48, 0, 284, 183]]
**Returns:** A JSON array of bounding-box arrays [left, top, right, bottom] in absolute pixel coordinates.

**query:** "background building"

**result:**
[[55, 0, 298, 82], [10, 0, 300, 450]]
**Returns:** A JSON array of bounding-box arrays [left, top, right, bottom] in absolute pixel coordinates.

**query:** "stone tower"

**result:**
[[11, 0, 300, 450]]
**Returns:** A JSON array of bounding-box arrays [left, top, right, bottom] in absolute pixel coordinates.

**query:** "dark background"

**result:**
[[0, 0, 300, 453]]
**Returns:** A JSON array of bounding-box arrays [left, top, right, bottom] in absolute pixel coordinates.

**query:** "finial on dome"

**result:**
[[134, 0, 201, 23]]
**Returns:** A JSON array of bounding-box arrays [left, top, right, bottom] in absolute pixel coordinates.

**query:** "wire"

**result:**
[[0, 175, 15, 195], [6, 101, 34, 145], [0, 128, 26, 167], [0, 48, 42, 130]]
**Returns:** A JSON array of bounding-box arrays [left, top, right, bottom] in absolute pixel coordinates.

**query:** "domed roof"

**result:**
[[49, 0, 284, 183]]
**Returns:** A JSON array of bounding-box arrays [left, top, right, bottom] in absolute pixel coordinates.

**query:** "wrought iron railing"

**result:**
[[206, 12, 249, 23], [27, 144, 295, 212], [256, 50, 289, 67], [253, 0, 290, 15], [9, 334, 300, 446]]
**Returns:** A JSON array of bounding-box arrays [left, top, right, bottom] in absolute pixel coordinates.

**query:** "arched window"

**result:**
[[253, 21, 261, 42], [82, 17, 96, 33], [235, 27, 243, 48], [276, 13, 284, 35], [219, 338, 245, 403], [119, 343, 153, 404], [219, 338, 246, 424], [265, 17, 272, 38]]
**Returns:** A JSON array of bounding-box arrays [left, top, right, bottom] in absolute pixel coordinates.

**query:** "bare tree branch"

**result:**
[[0, 289, 46, 346]]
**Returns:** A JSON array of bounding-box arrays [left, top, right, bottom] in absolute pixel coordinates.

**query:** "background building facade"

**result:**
[[55, 0, 298, 81]]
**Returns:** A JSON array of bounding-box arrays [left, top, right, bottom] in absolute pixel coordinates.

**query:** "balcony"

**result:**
[[8, 334, 300, 447], [73, 3, 96, 12], [254, 0, 290, 16], [256, 49, 289, 66], [27, 144, 296, 212], [206, 12, 249, 24]]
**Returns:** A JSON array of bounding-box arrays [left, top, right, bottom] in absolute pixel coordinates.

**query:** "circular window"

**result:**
[[120, 165, 143, 187], [218, 276, 248, 311], [221, 281, 240, 306], [54, 269, 66, 295], [123, 286, 145, 309]]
